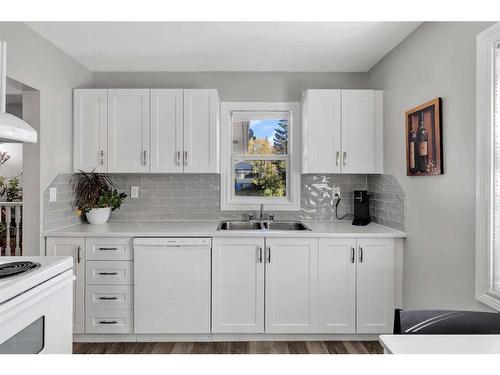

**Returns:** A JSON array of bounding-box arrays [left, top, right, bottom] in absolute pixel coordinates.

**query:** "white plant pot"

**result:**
[[86, 207, 111, 225]]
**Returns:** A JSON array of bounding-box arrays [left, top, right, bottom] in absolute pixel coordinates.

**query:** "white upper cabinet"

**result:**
[[302, 89, 383, 174], [356, 238, 395, 334], [212, 237, 265, 333], [108, 89, 150, 173], [183, 89, 220, 173], [317, 238, 356, 334], [73, 89, 107, 173], [265, 237, 318, 334], [342, 90, 375, 173], [150, 89, 184, 173], [74, 88, 219, 174], [302, 90, 341, 173]]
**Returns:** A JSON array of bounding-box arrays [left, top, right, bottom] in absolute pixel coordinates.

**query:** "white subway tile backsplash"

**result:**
[[43, 173, 405, 232]]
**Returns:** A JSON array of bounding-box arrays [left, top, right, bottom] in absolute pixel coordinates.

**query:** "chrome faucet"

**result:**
[[257, 204, 275, 223]]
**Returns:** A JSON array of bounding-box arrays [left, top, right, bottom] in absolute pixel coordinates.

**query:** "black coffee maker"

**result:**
[[352, 190, 371, 226]]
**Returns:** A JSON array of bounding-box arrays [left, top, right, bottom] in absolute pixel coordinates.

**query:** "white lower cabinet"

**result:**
[[356, 238, 395, 334], [85, 285, 134, 310], [212, 238, 265, 333], [46, 237, 85, 334], [85, 309, 134, 334], [212, 237, 319, 334], [213, 236, 395, 335], [265, 237, 318, 333], [317, 238, 356, 333], [47, 234, 397, 338]]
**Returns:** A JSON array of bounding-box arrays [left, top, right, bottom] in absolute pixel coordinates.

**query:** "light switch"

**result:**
[[49, 187, 57, 202], [131, 186, 139, 198]]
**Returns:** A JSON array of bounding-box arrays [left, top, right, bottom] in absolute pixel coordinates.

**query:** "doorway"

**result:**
[[0, 77, 40, 256]]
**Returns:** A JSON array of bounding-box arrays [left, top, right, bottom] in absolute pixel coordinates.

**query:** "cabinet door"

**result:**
[[73, 89, 107, 172], [183, 89, 219, 173], [150, 89, 184, 173], [265, 237, 318, 333], [341, 90, 375, 173], [301, 90, 341, 173], [212, 237, 265, 333], [46, 237, 85, 334], [108, 89, 150, 173], [356, 238, 395, 334], [318, 238, 356, 333]]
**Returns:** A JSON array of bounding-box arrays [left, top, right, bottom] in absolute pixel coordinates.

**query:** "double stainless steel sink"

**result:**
[[217, 220, 311, 231]]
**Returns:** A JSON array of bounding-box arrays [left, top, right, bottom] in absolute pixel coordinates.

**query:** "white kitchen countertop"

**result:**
[[379, 334, 500, 354], [44, 220, 406, 238]]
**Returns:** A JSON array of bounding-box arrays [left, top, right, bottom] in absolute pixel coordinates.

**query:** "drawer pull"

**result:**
[[98, 320, 118, 325], [98, 272, 118, 276], [98, 296, 118, 300], [98, 247, 118, 251]]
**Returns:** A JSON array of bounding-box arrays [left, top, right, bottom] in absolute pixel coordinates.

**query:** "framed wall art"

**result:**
[[405, 97, 443, 176]]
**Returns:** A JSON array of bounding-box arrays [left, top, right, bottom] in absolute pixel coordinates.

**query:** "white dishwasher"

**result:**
[[133, 238, 211, 334]]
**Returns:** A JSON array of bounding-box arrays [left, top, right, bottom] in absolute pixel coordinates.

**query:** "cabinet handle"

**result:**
[[98, 296, 118, 301], [77, 246, 81, 264], [142, 150, 147, 165], [257, 246, 263, 263], [343, 151, 347, 166], [351, 247, 355, 263], [176, 151, 181, 165], [98, 272, 118, 276], [98, 320, 118, 325], [98, 247, 118, 251], [359, 246, 363, 263], [100, 150, 104, 166], [266, 246, 271, 263], [184, 150, 188, 166], [336, 151, 340, 166]]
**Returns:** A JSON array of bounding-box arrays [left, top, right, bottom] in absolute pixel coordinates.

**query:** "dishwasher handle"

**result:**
[[133, 238, 212, 247]]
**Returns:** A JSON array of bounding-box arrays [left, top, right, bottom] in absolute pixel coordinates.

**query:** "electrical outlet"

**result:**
[[130, 186, 139, 198], [332, 186, 341, 200], [49, 187, 57, 202]]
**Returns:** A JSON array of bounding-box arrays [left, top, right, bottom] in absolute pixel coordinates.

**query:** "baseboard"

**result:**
[[73, 333, 381, 343]]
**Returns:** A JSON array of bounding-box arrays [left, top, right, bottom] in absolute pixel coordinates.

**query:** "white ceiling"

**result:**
[[26, 22, 421, 72]]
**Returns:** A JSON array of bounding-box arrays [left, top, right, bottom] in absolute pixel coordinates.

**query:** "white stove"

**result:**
[[0, 256, 74, 354]]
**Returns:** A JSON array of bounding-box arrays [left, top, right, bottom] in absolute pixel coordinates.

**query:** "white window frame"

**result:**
[[220, 102, 301, 211], [476, 22, 500, 311]]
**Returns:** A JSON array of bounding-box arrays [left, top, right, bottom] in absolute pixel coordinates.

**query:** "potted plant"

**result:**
[[70, 170, 127, 225]]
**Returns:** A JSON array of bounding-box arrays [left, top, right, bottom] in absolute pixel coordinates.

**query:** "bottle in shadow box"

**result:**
[[408, 120, 417, 173], [417, 112, 428, 173]]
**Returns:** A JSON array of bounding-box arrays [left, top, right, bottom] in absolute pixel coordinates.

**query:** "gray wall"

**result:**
[[93, 72, 369, 101], [368, 22, 494, 311], [0, 22, 93, 255], [0, 22, 94, 189]]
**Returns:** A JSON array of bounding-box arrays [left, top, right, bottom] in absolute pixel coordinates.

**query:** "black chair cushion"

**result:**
[[395, 309, 500, 334]]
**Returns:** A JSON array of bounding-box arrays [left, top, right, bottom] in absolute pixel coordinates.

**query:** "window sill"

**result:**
[[220, 200, 301, 212], [476, 292, 500, 312]]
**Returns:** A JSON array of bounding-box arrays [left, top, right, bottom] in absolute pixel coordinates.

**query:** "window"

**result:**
[[494, 40, 500, 292], [221, 102, 301, 211], [476, 23, 500, 311]]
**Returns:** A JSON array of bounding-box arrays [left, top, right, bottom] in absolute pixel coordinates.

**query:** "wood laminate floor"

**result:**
[[73, 341, 383, 354]]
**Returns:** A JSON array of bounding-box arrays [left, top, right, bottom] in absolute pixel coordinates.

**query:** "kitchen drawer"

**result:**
[[85, 309, 133, 334], [86, 261, 133, 285], [86, 237, 133, 260], [86, 285, 133, 310]]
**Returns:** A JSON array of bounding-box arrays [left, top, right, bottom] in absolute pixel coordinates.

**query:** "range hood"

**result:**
[[0, 41, 37, 143]]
